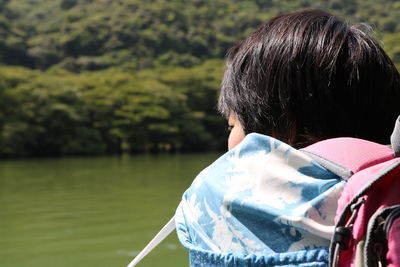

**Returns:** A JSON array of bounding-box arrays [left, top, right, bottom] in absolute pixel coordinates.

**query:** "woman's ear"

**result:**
[[228, 113, 246, 150]]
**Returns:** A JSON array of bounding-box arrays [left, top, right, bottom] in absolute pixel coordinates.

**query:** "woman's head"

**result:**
[[219, 10, 400, 149]]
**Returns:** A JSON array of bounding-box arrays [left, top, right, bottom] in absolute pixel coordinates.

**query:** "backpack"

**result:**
[[301, 116, 400, 267]]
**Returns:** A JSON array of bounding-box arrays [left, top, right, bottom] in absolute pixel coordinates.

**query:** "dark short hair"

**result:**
[[218, 10, 400, 147]]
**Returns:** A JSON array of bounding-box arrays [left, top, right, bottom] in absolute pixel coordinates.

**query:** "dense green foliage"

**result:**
[[0, 61, 226, 156], [0, 0, 399, 156]]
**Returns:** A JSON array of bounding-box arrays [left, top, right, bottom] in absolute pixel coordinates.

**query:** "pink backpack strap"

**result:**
[[301, 116, 400, 179], [302, 138, 395, 180]]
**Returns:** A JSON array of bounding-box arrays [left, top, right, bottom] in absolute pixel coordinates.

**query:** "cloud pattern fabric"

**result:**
[[175, 133, 346, 266]]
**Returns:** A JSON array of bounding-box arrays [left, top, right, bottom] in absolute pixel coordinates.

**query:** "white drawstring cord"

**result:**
[[126, 216, 176, 267]]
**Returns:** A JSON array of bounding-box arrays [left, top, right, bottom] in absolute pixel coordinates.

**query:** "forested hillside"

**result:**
[[0, 0, 399, 156]]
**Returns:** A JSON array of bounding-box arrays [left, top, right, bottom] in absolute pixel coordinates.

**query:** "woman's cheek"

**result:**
[[228, 126, 246, 150]]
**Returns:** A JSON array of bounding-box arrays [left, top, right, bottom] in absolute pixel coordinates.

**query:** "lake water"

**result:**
[[0, 153, 220, 267]]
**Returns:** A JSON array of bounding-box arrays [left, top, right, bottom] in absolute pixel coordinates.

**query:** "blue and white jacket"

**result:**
[[175, 133, 345, 266]]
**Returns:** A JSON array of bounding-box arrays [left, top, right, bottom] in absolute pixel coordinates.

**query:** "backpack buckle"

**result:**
[[333, 226, 352, 250]]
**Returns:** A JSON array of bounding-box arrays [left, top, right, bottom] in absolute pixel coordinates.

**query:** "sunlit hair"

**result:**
[[218, 10, 400, 147]]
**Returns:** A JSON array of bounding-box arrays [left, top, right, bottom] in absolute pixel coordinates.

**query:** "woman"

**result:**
[[175, 10, 400, 266]]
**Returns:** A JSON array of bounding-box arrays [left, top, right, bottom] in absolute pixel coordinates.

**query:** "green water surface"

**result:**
[[0, 153, 219, 267]]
